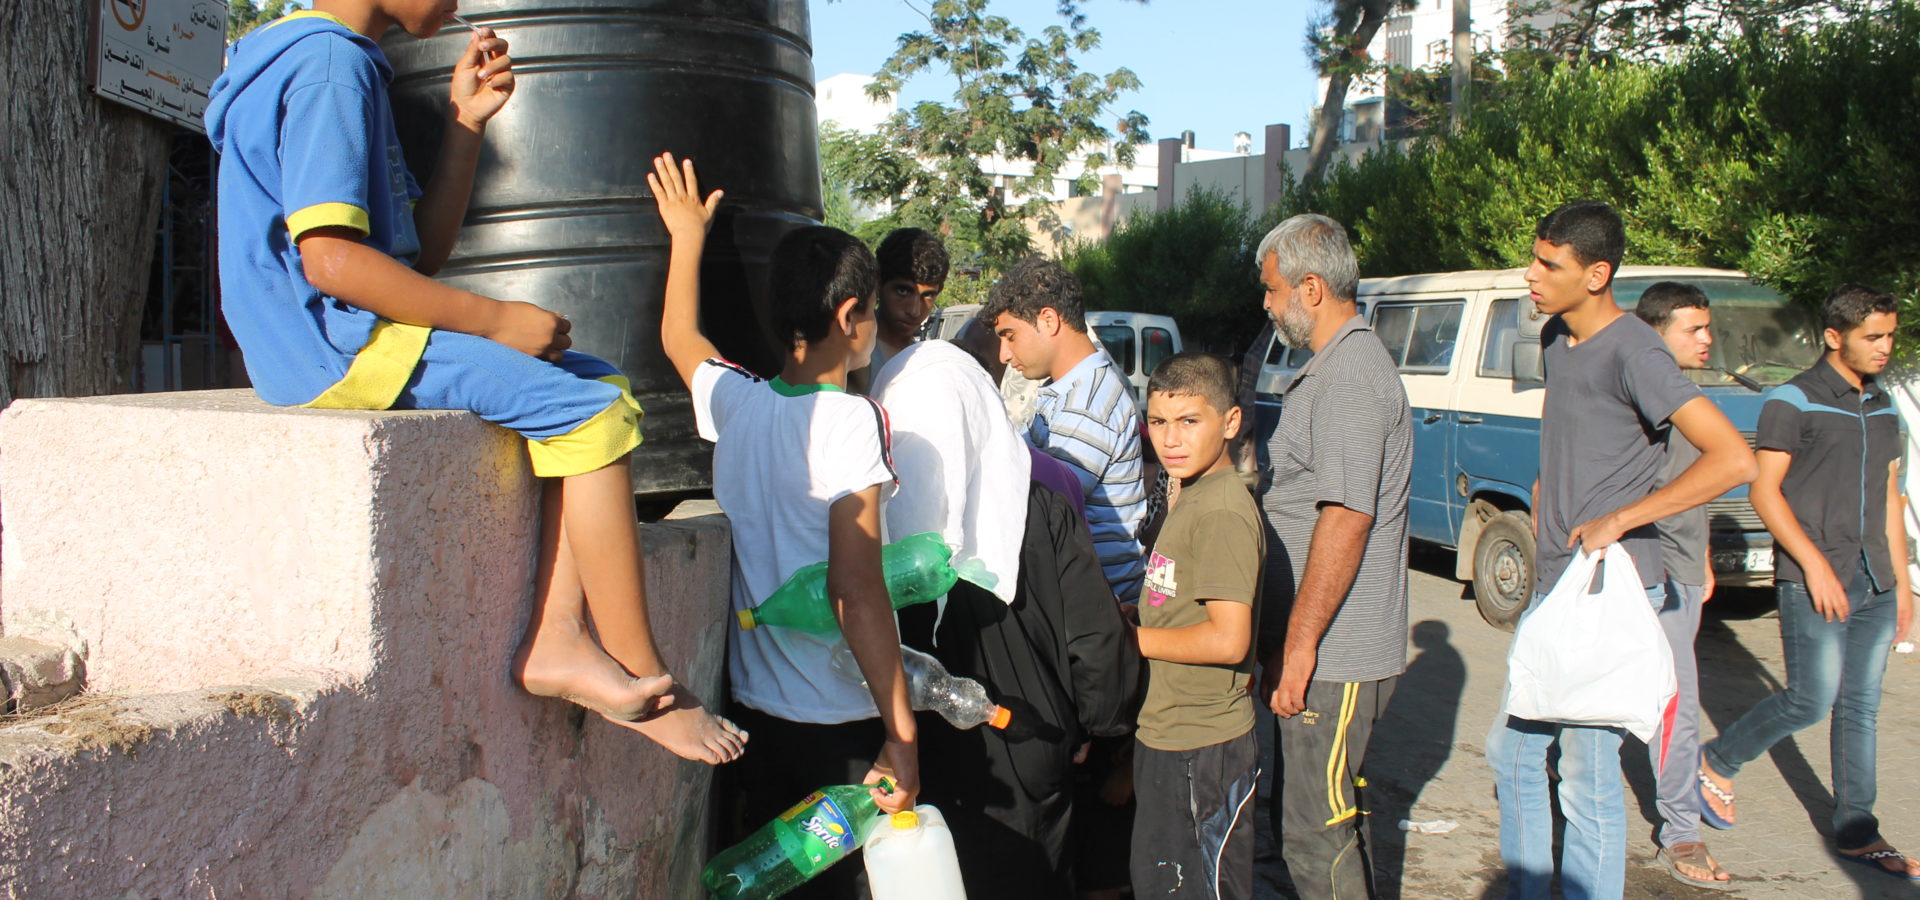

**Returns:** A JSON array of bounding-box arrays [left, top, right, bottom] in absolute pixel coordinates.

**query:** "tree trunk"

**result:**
[[1302, 0, 1397, 185], [0, 0, 170, 407]]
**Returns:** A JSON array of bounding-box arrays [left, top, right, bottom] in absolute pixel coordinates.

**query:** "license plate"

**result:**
[[1745, 548, 1774, 572]]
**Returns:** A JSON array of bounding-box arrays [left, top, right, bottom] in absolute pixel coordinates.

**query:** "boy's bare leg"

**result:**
[[552, 460, 746, 763], [516, 478, 678, 722]]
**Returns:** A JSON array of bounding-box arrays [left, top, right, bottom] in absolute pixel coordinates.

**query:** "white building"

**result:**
[[1316, 0, 1556, 143], [815, 72, 896, 134]]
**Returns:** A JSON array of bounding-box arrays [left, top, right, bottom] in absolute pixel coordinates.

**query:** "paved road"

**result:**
[[1250, 546, 1920, 899]]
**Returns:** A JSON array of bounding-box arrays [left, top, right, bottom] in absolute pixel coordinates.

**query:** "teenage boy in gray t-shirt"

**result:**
[[1487, 202, 1755, 900], [1635, 282, 1734, 889]]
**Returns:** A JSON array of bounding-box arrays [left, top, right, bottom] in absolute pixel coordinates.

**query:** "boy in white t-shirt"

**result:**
[[652, 154, 919, 891]]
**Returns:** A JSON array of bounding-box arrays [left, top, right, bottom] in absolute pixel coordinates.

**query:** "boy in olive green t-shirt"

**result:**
[[1131, 353, 1265, 899]]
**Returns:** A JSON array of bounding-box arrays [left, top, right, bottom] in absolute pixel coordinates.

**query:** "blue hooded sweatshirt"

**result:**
[[206, 11, 426, 408]]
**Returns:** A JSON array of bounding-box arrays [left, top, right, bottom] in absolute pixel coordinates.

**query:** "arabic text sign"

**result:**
[[89, 0, 228, 132]]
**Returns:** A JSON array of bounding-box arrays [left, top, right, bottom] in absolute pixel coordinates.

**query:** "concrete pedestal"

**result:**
[[0, 390, 730, 898]]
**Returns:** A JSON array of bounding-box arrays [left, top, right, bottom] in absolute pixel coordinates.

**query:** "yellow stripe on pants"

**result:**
[[1325, 682, 1361, 826]]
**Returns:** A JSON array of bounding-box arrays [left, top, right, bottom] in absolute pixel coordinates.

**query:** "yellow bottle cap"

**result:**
[[736, 609, 756, 630], [891, 810, 919, 829]]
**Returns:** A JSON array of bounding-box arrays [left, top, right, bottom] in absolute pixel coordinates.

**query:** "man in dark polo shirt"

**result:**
[[1253, 213, 1412, 900], [1487, 202, 1755, 900], [1699, 284, 1919, 880]]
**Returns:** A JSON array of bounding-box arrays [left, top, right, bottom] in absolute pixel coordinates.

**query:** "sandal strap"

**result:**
[[1668, 844, 1722, 867], [1696, 768, 1736, 804], [1853, 850, 1906, 862]]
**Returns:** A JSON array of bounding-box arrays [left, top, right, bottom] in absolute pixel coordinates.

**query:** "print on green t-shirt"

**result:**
[[1136, 468, 1265, 752]]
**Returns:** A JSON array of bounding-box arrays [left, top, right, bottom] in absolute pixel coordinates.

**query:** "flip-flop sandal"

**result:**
[[1838, 848, 1920, 882], [1658, 843, 1732, 891], [1696, 760, 1736, 830]]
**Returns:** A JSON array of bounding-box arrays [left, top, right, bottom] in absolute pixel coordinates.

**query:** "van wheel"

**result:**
[[1473, 511, 1535, 631]]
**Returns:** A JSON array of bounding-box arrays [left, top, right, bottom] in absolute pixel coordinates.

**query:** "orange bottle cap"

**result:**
[[987, 705, 1012, 730]]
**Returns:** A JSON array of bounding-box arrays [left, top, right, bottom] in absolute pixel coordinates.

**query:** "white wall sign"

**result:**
[[88, 0, 229, 133]]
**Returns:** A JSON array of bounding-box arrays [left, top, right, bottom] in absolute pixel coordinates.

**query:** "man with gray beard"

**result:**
[[1253, 214, 1413, 899]]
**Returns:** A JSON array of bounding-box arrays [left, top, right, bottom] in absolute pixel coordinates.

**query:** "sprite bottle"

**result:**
[[701, 778, 896, 899], [736, 532, 960, 633]]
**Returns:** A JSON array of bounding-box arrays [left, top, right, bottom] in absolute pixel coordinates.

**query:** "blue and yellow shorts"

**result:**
[[307, 325, 641, 478]]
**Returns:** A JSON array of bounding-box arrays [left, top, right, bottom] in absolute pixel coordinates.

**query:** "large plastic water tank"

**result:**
[[384, 0, 821, 496]]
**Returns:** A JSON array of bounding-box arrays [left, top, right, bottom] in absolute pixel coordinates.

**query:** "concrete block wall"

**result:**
[[0, 390, 732, 898]]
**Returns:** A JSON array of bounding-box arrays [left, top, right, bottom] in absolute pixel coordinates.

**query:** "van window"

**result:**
[[1612, 277, 1817, 387], [1266, 333, 1286, 365], [1479, 298, 1525, 378], [1094, 325, 1136, 375], [1374, 301, 1465, 373], [1143, 327, 1175, 375]]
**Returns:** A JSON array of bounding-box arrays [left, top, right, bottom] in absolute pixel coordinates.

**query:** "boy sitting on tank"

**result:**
[[204, 1, 743, 764], [1129, 352, 1265, 899], [652, 153, 920, 893], [848, 227, 949, 393]]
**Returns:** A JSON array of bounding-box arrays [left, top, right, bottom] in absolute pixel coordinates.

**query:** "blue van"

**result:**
[[1251, 267, 1818, 628]]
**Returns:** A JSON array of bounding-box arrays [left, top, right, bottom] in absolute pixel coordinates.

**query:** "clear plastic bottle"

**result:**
[[737, 532, 959, 633], [864, 805, 967, 900], [831, 642, 1012, 731], [700, 778, 895, 900]]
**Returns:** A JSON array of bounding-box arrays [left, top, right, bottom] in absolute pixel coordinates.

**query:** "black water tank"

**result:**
[[384, 0, 821, 496]]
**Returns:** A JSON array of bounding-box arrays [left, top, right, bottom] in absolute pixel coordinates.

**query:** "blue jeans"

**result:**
[[1703, 561, 1896, 849], [1487, 583, 1664, 900]]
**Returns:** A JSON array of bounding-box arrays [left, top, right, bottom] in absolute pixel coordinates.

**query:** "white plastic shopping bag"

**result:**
[[1503, 545, 1677, 744]]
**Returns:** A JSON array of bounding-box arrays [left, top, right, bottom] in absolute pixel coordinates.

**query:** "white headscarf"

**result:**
[[872, 340, 1029, 604]]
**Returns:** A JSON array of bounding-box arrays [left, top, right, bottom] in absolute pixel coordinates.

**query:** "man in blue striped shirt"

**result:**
[[980, 257, 1148, 605]]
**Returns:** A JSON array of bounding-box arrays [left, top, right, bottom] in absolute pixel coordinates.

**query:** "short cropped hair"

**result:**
[[770, 226, 878, 349], [1822, 283, 1899, 334], [1146, 352, 1237, 413], [876, 228, 950, 288], [1254, 214, 1358, 302], [1634, 281, 1710, 331], [977, 256, 1086, 333], [1536, 201, 1625, 284]]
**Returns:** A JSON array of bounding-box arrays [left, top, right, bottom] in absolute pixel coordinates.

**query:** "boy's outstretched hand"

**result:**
[[450, 27, 514, 129], [649, 153, 723, 238]]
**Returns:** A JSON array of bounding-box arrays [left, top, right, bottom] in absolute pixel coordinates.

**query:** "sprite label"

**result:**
[[778, 790, 856, 877]]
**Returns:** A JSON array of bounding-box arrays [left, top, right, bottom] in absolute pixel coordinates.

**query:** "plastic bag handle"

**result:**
[[1565, 543, 1645, 600], [1598, 542, 1647, 600], [1550, 545, 1606, 599]]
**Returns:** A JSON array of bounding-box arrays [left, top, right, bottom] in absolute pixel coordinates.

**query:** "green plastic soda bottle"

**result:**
[[701, 778, 896, 899], [736, 532, 960, 633]]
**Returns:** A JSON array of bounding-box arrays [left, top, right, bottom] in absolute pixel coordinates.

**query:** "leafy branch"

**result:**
[[831, 0, 1150, 266]]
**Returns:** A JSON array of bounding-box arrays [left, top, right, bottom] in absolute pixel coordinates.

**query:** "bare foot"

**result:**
[[617, 686, 749, 764], [515, 624, 675, 721]]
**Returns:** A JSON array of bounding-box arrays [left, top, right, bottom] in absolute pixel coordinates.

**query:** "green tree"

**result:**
[[1301, 0, 1417, 184], [1278, 4, 1920, 338], [831, 0, 1150, 271], [227, 0, 293, 41], [1061, 189, 1268, 354], [1504, 0, 1886, 64]]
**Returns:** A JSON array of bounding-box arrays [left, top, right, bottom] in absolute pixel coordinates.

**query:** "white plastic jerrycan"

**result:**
[[862, 804, 966, 899]]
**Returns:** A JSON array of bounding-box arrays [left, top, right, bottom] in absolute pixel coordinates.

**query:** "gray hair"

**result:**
[[1254, 214, 1358, 302]]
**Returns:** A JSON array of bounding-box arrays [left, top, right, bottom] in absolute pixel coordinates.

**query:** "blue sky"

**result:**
[[807, 0, 1325, 152]]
